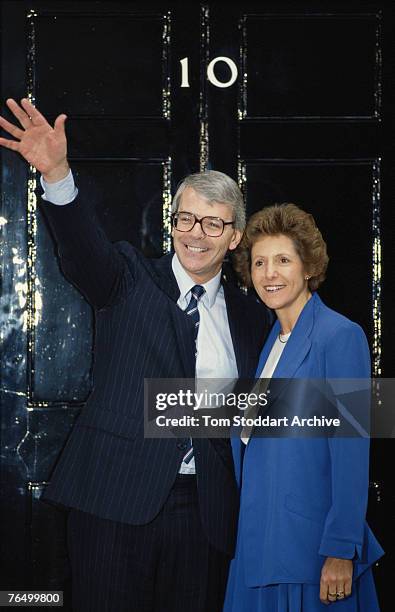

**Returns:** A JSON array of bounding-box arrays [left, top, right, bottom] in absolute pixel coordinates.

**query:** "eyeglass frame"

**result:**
[[171, 211, 235, 237]]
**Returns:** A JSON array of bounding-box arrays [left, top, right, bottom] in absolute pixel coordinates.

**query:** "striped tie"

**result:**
[[183, 284, 205, 464]]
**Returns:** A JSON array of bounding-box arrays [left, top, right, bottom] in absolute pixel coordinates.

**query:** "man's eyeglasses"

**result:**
[[172, 212, 234, 237]]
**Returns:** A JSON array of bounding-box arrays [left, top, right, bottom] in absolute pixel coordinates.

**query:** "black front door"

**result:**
[[1, 1, 393, 606]]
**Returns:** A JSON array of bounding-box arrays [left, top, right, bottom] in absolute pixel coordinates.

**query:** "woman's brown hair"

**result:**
[[234, 203, 329, 291]]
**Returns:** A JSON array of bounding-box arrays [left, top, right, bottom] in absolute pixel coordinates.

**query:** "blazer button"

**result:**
[[177, 441, 187, 451]]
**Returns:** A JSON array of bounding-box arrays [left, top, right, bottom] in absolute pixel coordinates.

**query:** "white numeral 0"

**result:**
[[180, 56, 238, 88]]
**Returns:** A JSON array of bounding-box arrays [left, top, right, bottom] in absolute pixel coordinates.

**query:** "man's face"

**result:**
[[172, 187, 242, 284]]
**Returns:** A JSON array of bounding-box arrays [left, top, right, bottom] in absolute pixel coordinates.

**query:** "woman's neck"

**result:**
[[276, 291, 312, 334]]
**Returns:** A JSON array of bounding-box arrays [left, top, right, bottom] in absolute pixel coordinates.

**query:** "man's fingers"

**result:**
[[20, 98, 48, 126], [0, 136, 20, 152], [6, 98, 32, 129], [0, 115, 24, 139], [54, 114, 67, 135]]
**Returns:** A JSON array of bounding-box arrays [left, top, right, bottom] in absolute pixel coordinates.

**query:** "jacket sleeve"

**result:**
[[40, 195, 136, 310], [318, 322, 371, 560]]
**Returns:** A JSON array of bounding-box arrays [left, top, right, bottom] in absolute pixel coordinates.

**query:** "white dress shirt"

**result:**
[[172, 254, 238, 473]]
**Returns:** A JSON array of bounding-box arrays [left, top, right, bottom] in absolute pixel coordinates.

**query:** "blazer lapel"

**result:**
[[223, 280, 245, 376], [151, 253, 196, 378], [257, 294, 316, 407], [273, 294, 316, 379], [223, 280, 265, 378], [150, 253, 180, 301]]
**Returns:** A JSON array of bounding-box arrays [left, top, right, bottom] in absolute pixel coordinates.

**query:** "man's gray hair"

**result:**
[[171, 170, 246, 231]]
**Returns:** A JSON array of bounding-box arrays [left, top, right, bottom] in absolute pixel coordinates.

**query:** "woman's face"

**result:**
[[251, 234, 311, 317]]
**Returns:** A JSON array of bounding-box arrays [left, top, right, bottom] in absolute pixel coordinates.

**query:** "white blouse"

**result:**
[[241, 331, 291, 444]]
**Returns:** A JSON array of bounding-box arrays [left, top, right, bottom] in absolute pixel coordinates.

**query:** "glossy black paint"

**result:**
[[0, 1, 393, 608]]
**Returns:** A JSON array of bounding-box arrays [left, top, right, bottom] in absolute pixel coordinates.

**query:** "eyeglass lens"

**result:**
[[174, 213, 224, 236]]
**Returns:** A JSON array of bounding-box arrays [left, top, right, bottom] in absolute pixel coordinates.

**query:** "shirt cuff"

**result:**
[[40, 169, 78, 205]]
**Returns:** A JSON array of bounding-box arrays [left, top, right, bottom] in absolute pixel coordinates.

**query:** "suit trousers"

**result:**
[[67, 475, 230, 612]]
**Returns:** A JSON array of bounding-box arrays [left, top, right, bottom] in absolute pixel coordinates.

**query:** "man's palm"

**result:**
[[17, 123, 66, 174], [0, 98, 68, 179]]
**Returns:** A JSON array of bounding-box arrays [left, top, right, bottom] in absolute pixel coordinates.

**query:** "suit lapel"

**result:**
[[151, 253, 196, 378], [223, 280, 263, 378], [273, 294, 316, 379], [260, 294, 317, 405], [149, 253, 180, 301], [246, 295, 317, 442], [223, 280, 244, 376]]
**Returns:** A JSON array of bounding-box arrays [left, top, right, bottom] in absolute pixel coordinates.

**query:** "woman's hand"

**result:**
[[320, 557, 353, 604], [0, 98, 69, 182]]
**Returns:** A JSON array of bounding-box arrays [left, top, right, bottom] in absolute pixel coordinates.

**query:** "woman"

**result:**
[[224, 204, 383, 611]]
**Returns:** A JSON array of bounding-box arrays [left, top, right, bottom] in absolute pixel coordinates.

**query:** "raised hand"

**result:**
[[0, 98, 69, 182]]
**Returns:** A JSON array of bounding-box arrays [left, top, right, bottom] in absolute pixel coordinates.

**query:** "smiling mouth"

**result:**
[[264, 285, 286, 292], [185, 245, 208, 253]]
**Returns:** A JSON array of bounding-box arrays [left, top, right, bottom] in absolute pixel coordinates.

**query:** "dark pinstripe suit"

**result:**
[[40, 195, 271, 609]]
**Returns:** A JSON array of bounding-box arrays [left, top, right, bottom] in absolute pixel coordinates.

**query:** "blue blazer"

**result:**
[[232, 292, 383, 585]]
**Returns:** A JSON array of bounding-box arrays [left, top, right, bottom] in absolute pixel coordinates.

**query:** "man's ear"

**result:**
[[228, 229, 242, 251]]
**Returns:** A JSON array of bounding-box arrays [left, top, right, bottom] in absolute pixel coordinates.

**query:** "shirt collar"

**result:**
[[172, 253, 221, 308]]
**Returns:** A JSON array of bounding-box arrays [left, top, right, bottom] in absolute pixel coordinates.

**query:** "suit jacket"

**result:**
[[232, 292, 384, 583], [40, 195, 271, 555]]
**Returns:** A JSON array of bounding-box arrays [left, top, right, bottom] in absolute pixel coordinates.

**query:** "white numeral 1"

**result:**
[[180, 57, 190, 88]]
